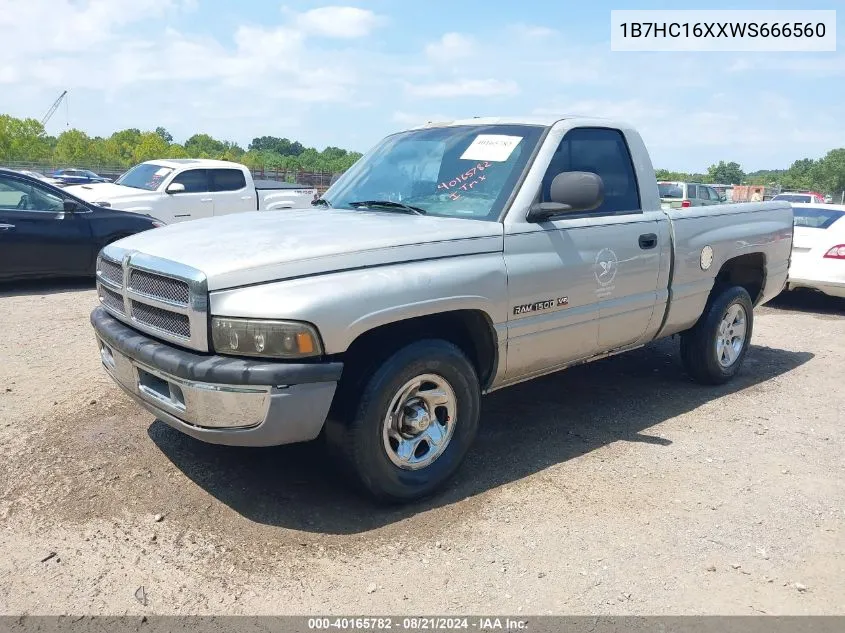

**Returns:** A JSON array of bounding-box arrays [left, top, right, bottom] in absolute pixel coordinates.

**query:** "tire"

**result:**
[[326, 339, 481, 504], [680, 285, 754, 385]]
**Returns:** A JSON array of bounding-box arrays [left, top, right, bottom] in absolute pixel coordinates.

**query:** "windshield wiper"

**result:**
[[348, 200, 426, 215]]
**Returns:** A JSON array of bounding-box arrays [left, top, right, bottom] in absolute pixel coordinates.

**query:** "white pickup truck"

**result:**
[[66, 159, 317, 224], [90, 116, 793, 503]]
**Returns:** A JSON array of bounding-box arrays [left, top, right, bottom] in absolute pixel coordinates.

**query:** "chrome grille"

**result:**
[[129, 270, 189, 305], [130, 301, 191, 339], [98, 283, 125, 315], [98, 257, 123, 287], [95, 247, 208, 350]]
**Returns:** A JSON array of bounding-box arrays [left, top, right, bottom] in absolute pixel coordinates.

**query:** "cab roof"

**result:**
[[409, 114, 630, 130], [140, 158, 245, 169]]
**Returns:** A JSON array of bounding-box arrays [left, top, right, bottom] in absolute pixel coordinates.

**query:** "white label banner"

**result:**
[[460, 135, 522, 162], [611, 10, 836, 52]]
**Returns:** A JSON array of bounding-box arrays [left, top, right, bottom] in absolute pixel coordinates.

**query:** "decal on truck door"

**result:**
[[594, 248, 619, 299]]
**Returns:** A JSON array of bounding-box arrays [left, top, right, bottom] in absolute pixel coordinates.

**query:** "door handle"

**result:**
[[0, 223, 15, 231], [240, 196, 252, 200], [638, 233, 657, 250], [200, 198, 213, 203]]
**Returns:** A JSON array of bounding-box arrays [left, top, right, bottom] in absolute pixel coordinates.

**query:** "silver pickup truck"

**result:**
[[90, 116, 794, 503]]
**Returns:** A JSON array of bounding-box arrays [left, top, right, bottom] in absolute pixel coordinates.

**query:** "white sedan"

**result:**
[[786, 203, 845, 298]]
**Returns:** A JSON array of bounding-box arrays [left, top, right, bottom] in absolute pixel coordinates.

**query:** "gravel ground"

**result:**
[[0, 280, 843, 615]]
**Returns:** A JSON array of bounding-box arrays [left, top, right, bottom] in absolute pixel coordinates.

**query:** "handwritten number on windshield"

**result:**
[[438, 161, 491, 201]]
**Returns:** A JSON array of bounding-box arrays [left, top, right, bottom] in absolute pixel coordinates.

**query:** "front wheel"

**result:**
[[680, 285, 754, 385], [327, 339, 481, 503]]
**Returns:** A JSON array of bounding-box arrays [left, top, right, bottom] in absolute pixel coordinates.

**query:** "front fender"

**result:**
[[208, 253, 509, 354]]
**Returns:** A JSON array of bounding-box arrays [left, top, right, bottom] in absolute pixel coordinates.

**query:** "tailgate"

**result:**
[[660, 198, 686, 209]]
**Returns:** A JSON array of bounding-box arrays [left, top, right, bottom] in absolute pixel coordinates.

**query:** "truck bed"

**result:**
[[254, 180, 314, 190], [254, 180, 317, 211]]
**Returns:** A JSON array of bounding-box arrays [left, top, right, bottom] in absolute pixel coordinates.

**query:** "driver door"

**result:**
[[162, 169, 213, 222], [0, 174, 92, 279]]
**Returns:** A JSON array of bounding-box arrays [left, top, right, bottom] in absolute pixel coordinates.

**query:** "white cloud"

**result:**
[[533, 99, 670, 123], [0, 0, 193, 53], [391, 111, 452, 126], [530, 93, 844, 171], [424, 33, 476, 63], [292, 6, 386, 39], [406, 79, 519, 98], [511, 23, 558, 39], [0, 2, 842, 169]]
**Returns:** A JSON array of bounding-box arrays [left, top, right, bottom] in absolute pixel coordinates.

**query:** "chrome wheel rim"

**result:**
[[716, 303, 747, 368], [382, 373, 457, 470]]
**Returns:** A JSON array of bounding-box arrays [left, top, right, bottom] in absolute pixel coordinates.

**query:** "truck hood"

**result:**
[[66, 182, 155, 205], [110, 208, 504, 291]]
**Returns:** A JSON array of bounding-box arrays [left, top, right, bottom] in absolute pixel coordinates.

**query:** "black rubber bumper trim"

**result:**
[[90, 307, 343, 386]]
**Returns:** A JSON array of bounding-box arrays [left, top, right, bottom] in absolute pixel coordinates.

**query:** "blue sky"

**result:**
[[0, 0, 842, 172]]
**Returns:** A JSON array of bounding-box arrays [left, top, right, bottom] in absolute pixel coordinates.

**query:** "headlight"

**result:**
[[211, 317, 323, 359]]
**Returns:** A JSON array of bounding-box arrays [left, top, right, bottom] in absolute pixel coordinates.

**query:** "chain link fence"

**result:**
[[2, 161, 342, 193]]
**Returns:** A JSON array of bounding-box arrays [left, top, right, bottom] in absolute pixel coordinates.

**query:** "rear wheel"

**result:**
[[680, 285, 753, 385], [326, 339, 480, 503]]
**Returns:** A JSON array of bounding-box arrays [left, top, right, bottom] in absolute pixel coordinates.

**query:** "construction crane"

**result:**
[[40, 90, 68, 127]]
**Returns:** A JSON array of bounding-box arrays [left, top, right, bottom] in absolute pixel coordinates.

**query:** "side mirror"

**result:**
[[527, 171, 604, 222], [63, 199, 85, 214], [166, 182, 186, 194]]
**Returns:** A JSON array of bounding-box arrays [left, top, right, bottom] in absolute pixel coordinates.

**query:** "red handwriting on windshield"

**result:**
[[438, 161, 491, 200]]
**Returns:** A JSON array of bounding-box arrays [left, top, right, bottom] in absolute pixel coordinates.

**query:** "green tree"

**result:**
[[184, 133, 226, 157], [0, 115, 50, 161], [163, 144, 190, 159], [132, 132, 170, 163], [155, 127, 173, 143], [814, 149, 845, 194], [54, 129, 93, 164], [249, 136, 304, 156], [781, 158, 820, 191], [105, 128, 142, 166], [707, 160, 745, 185]]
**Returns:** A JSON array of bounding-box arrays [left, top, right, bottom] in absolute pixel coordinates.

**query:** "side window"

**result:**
[[210, 169, 247, 192], [542, 127, 641, 214], [698, 186, 711, 201], [171, 169, 209, 193], [0, 175, 64, 212], [687, 184, 698, 199]]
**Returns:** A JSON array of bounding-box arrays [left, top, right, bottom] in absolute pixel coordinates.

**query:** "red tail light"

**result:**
[[823, 245, 845, 259], [681, 200, 691, 208]]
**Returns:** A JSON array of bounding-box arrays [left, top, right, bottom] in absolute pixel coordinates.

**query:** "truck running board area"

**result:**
[[487, 344, 646, 393]]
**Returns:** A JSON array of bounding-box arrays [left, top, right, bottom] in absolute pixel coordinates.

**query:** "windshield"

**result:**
[[774, 194, 812, 203], [115, 163, 174, 190], [322, 124, 546, 221], [793, 206, 845, 229], [658, 182, 684, 198]]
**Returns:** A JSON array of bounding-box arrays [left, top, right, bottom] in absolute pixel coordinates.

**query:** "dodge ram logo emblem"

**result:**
[[594, 248, 618, 287]]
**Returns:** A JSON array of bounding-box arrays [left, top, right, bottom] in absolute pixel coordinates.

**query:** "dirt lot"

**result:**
[[0, 281, 843, 615]]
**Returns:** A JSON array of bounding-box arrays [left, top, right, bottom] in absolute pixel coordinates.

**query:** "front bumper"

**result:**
[[90, 307, 342, 447]]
